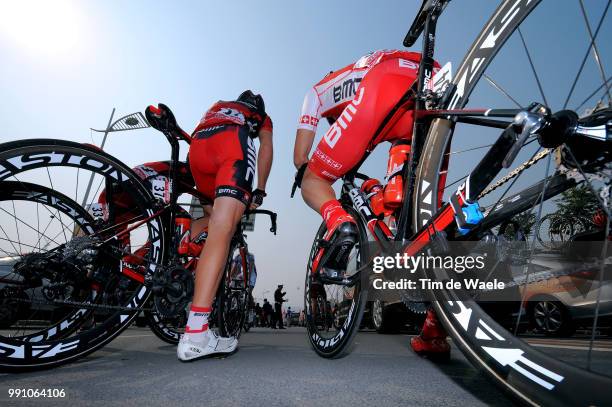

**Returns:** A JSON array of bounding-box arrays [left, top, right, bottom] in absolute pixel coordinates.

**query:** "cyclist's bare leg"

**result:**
[[300, 168, 336, 214], [190, 203, 212, 236], [191, 196, 246, 308], [190, 216, 209, 237]]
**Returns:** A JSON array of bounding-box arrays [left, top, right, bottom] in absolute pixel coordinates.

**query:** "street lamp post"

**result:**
[[80, 109, 151, 207]]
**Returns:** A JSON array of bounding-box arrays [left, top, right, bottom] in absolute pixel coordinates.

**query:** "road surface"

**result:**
[[1, 327, 609, 406]]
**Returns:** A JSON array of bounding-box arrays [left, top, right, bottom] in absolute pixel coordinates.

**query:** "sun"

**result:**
[[0, 0, 84, 57]]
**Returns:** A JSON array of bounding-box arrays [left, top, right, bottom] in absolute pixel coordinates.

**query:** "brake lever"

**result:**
[[270, 213, 277, 235]]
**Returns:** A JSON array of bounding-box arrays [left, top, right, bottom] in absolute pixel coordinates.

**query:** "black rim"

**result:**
[[0, 139, 164, 371], [304, 207, 368, 358], [412, 0, 612, 404]]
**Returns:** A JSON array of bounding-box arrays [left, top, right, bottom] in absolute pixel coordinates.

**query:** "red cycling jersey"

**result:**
[[193, 100, 272, 137], [300, 49, 440, 181], [189, 100, 273, 205]]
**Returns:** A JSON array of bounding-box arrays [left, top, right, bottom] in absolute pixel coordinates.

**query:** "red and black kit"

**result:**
[[189, 100, 273, 205]]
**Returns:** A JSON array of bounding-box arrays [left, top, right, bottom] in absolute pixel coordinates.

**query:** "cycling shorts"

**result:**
[[308, 57, 419, 182], [189, 124, 255, 206]]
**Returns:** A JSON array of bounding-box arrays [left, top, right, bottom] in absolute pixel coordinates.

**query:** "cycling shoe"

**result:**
[[314, 221, 358, 282]]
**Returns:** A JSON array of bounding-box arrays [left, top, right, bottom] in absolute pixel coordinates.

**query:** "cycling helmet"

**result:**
[[237, 90, 265, 113]]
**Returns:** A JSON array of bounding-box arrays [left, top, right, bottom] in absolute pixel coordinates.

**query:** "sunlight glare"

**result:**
[[0, 0, 84, 57]]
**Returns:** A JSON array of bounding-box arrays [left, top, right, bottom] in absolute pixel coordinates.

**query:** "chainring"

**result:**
[[153, 265, 194, 318]]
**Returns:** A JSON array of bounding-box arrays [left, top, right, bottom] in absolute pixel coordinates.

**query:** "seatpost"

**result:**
[[164, 131, 181, 260], [398, 1, 443, 241]]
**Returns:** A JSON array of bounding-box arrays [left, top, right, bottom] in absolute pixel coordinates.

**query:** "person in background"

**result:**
[[262, 298, 273, 328], [254, 302, 262, 327], [285, 306, 293, 327], [273, 284, 287, 329]]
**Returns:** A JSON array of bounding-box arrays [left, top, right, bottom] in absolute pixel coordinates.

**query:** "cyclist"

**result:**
[[177, 90, 273, 361], [292, 49, 449, 357], [93, 160, 210, 276]]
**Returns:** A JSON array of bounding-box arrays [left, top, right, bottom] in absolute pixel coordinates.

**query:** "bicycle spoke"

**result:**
[[0, 207, 62, 248], [517, 27, 549, 107], [563, 0, 611, 109], [514, 152, 554, 336], [89, 176, 105, 209], [36, 202, 40, 251], [0, 222, 20, 255], [578, 0, 612, 105], [483, 74, 523, 108], [0, 236, 44, 253], [445, 174, 469, 190], [10, 200, 22, 254], [448, 143, 495, 156], [33, 214, 57, 251], [587, 212, 609, 371], [45, 168, 69, 243], [561, 144, 612, 370], [574, 75, 612, 112]]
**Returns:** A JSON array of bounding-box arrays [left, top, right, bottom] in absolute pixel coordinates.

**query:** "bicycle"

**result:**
[[301, 0, 612, 405], [0, 103, 277, 370]]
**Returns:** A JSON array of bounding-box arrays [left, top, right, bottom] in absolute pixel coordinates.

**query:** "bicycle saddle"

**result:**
[[145, 103, 192, 143]]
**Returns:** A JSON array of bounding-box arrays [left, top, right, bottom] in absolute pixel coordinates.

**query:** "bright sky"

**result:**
[[0, 0, 610, 308]]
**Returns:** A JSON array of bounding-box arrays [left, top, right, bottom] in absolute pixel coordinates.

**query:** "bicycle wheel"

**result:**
[[304, 206, 369, 358], [0, 181, 99, 341], [0, 139, 164, 371], [412, 1, 612, 405], [145, 306, 186, 344], [217, 242, 249, 338]]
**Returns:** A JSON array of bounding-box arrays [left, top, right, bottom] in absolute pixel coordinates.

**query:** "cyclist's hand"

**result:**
[[250, 189, 266, 209], [291, 163, 308, 198]]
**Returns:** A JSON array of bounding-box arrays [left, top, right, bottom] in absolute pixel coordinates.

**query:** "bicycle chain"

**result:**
[[477, 148, 554, 199], [11, 297, 152, 312]]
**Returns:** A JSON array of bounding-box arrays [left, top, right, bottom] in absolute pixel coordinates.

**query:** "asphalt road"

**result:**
[[0, 326, 519, 407]]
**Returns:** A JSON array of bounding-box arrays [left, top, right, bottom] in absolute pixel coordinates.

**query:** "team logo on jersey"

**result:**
[[300, 115, 319, 127], [211, 107, 245, 125], [245, 137, 256, 183], [333, 77, 362, 103], [323, 87, 365, 148], [399, 58, 419, 70]]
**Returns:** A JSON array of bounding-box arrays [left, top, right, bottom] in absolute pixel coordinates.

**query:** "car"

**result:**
[[480, 248, 612, 337], [369, 300, 423, 334]]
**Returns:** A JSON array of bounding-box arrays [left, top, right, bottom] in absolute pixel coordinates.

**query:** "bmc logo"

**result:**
[[333, 77, 362, 103], [323, 87, 365, 148]]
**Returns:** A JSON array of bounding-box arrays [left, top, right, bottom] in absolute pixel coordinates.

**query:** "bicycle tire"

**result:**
[[145, 308, 184, 345], [304, 206, 369, 358], [412, 1, 612, 405], [0, 139, 165, 371], [217, 241, 248, 338], [0, 181, 98, 342]]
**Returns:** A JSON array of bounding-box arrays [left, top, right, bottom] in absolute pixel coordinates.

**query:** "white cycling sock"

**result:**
[[184, 305, 211, 342]]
